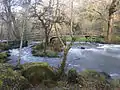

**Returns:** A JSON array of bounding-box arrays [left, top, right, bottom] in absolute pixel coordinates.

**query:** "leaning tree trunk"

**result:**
[[54, 23, 66, 76], [54, 23, 74, 77]]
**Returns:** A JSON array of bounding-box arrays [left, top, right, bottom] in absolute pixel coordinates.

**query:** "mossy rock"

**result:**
[[78, 70, 111, 89], [32, 42, 59, 57], [49, 36, 67, 52], [21, 62, 56, 85], [80, 70, 106, 80], [0, 63, 30, 90], [22, 62, 49, 69], [33, 50, 59, 57], [50, 38, 64, 52], [46, 50, 58, 57]]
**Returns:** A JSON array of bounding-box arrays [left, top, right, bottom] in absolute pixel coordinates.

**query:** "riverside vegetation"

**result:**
[[0, 41, 120, 90]]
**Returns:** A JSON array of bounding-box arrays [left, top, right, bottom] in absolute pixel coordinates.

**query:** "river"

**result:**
[[8, 42, 120, 78]]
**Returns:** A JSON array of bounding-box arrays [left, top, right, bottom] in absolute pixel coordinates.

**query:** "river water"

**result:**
[[8, 42, 120, 78]]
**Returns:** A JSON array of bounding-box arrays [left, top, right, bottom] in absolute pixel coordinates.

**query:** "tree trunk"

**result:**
[[44, 28, 48, 54], [12, 16, 20, 40], [54, 23, 73, 77], [70, 0, 73, 37], [0, 22, 3, 40], [18, 19, 25, 66], [107, 14, 113, 43]]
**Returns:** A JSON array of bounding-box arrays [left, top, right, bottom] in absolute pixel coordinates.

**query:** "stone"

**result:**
[[80, 47, 85, 49], [99, 72, 111, 79], [21, 62, 56, 86]]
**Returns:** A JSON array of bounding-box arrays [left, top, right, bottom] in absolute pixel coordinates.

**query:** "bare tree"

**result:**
[[31, 0, 54, 54], [0, 0, 20, 40], [17, 0, 31, 67], [107, 0, 120, 42], [82, 0, 120, 42]]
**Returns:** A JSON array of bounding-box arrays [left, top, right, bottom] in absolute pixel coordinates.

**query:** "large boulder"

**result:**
[[0, 63, 29, 90], [21, 62, 56, 86], [50, 37, 65, 52]]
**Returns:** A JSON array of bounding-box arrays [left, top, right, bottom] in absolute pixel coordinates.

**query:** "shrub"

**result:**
[[111, 79, 120, 88], [111, 35, 120, 44], [33, 43, 44, 51], [67, 68, 78, 83], [79, 70, 111, 89]]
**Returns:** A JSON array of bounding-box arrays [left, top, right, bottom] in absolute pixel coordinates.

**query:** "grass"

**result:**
[[64, 35, 120, 44], [64, 36, 105, 43]]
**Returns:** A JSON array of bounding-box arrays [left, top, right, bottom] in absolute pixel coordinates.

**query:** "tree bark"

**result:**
[[106, 0, 119, 43], [107, 14, 113, 43], [44, 27, 48, 54], [70, 0, 73, 37]]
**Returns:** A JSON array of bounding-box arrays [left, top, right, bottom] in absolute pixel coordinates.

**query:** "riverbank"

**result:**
[[0, 62, 120, 90]]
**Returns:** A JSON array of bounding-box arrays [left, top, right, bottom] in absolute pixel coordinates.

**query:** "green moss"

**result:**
[[46, 50, 58, 57], [0, 80, 3, 87], [22, 62, 49, 69], [0, 59, 5, 63], [80, 69, 106, 81], [0, 63, 30, 90], [0, 52, 7, 59], [0, 52, 9, 63], [21, 62, 56, 85], [0, 43, 9, 51], [78, 69, 111, 89]]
